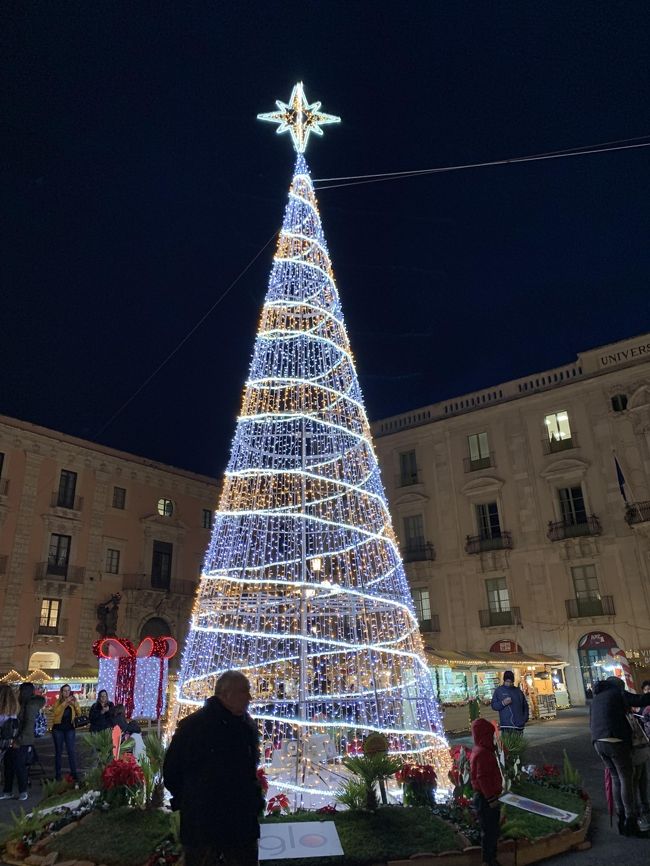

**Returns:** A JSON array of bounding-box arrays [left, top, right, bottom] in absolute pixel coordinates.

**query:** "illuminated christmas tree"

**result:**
[[175, 83, 450, 802]]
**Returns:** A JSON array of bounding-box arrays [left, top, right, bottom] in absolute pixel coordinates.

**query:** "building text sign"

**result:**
[[260, 822, 344, 860], [598, 340, 650, 369]]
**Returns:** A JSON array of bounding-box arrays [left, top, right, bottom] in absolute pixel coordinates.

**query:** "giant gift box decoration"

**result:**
[[93, 636, 177, 719]]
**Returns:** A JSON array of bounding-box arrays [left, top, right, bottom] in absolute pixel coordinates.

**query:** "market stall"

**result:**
[[423, 647, 570, 732]]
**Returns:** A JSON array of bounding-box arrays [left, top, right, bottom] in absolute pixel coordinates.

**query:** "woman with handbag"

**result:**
[[51, 684, 80, 781], [0, 683, 45, 801]]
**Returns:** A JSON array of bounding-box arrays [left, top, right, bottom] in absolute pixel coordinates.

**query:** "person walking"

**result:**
[[163, 671, 264, 866], [470, 717, 504, 866], [89, 689, 115, 733], [491, 671, 529, 734], [51, 684, 80, 781], [590, 675, 650, 836], [0, 682, 45, 800]]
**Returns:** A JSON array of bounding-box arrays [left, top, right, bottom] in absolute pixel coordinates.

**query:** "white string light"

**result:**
[[173, 87, 450, 798]]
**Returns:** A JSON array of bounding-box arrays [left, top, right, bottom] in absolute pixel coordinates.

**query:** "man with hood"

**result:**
[[163, 671, 264, 866], [491, 671, 529, 734], [590, 675, 650, 837], [470, 718, 504, 866]]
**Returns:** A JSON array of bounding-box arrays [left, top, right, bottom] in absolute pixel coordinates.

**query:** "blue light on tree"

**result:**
[[174, 84, 450, 801]]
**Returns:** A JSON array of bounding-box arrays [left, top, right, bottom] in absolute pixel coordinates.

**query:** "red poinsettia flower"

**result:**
[[316, 804, 337, 814], [101, 754, 145, 790], [257, 767, 269, 795], [267, 793, 290, 814]]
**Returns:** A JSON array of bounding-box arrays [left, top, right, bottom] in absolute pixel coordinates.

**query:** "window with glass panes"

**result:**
[[48, 533, 71, 574], [571, 564, 600, 599], [559, 486, 587, 525], [399, 450, 418, 485], [40, 598, 60, 629], [545, 411, 572, 444], [151, 540, 173, 589], [412, 588, 431, 626], [112, 486, 126, 509], [403, 514, 425, 553], [468, 432, 490, 468], [106, 549, 120, 574], [476, 502, 501, 539], [485, 577, 510, 612], [57, 469, 77, 508], [202, 508, 213, 529]]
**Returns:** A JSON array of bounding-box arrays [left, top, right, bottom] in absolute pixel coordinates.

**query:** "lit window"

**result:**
[[202, 508, 213, 529], [157, 498, 174, 518], [485, 577, 510, 612], [544, 411, 572, 443], [106, 549, 120, 574], [40, 598, 60, 629], [467, 432, 490, 469], [412, 588, 431, 624]]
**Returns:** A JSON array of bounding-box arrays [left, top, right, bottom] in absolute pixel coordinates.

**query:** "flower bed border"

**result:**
[[386, 798, 591, 866]]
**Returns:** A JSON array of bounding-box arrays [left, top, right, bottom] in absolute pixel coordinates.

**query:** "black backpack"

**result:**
[[0, 716, 19, 750]]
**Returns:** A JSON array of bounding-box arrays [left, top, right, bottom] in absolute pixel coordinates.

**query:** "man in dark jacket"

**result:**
[[590, 675, 650, 836], [163, 671, 263, 866], [491, 671, 529, 734]]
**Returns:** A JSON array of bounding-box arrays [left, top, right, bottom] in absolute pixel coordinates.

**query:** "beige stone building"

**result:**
[[0, 415, 219, 675], [372, 332, 650, 706]]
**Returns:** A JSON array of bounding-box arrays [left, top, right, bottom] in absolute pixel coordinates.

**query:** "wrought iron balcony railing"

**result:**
[[465, 531, 513, 554], [403, 542, 435, 563], [565, 596, 615, 618], [51, 492, 83, 511], [542, 433, 579, 455], [625, 500, 650, 526], [418, 614, 441, 633], [547, 515, 601, 541], [479, 607, 521, 628], [463, 453, 495, 472], [35, 562, 85, 583]]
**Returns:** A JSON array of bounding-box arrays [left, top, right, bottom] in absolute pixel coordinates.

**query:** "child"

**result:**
[[470, 718, 503, 866]]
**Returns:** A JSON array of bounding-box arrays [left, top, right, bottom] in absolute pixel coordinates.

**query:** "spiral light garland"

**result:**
[[174, 84, 450, 799]]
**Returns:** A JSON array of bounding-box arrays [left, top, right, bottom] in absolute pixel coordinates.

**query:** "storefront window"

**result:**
[[577, 631, 616, 695]]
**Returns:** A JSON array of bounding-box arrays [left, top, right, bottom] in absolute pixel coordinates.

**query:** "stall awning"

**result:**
[[423, 647, 567, 670]]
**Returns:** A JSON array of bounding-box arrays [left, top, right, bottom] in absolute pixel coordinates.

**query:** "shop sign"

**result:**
[[578, 632, 616, 650], [489, 639, 522, 654]]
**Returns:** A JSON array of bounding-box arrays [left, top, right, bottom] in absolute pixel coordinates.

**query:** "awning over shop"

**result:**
[[423, 647, 567, 670]]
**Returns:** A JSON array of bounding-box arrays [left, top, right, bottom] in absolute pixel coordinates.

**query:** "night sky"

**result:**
[[3, 3, 650, 477]]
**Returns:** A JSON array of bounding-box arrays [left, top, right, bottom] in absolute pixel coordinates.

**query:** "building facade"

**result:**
[[372, 332, 650, 705], [0, 415, 219, 674]]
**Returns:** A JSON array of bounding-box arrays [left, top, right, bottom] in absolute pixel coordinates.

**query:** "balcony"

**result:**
[[465, 531, 513, 555], [565, 596, 615, 619], [418, 614, 440, 633], [547, 515, 601, 541], [35, 562, 85, 584], [0, 478, 9, 496], [0, 555, 7, 575], [34, 617, 69, 637], [479, 607, 521, 628], [542, 433, 579, 455], [122, 573, 196, 596], [397, 473, 420, 488], [403, 542, 435, 563], [625, 500, 650, 526], [463, 453, 495, 473], [50, 492, 83, 511]]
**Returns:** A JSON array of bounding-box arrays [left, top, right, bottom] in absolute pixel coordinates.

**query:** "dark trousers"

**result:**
[[475, 793, 500, 863], [595, 740, 635, 819], [184, 841, 258, 866], [633, 758, 649, 814], [3, 746, 29, 794], [52, 728, 78, 780]]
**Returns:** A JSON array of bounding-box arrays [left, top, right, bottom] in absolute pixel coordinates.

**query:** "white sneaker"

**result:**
[[17, 792, 28, 801], [0, 793, 12, 800], [639, 816, 650, 832]]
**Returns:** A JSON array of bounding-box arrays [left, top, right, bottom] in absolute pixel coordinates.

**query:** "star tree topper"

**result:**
[[258, 82, 340, 153]]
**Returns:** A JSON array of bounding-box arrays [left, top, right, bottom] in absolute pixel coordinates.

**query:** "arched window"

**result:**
[[28, 651, 60, 670]]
